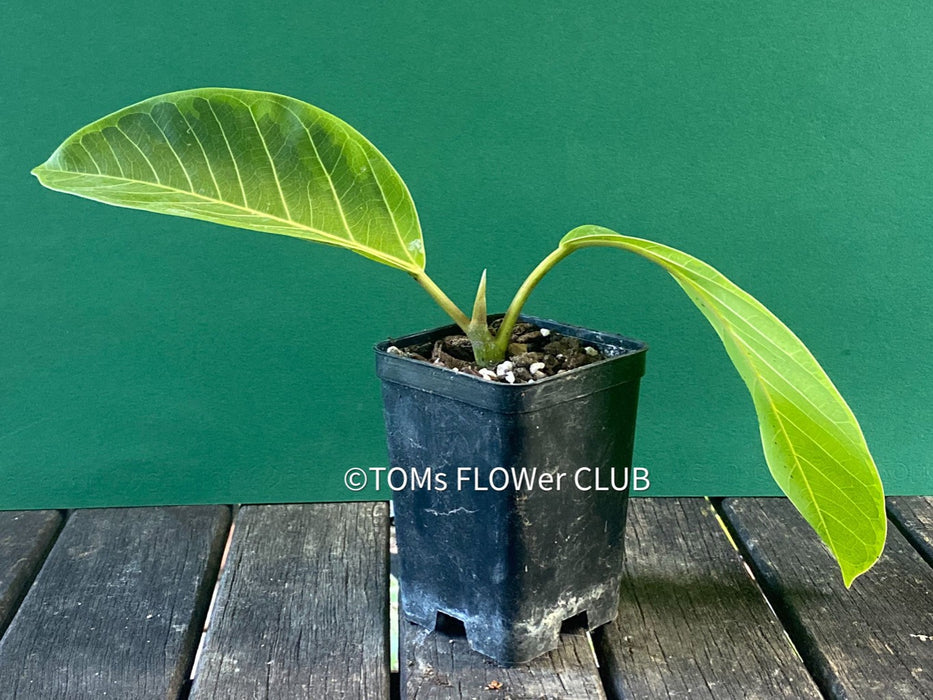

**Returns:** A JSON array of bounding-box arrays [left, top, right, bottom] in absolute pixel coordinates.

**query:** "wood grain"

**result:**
[[0, 510, 63, 638], [721, 497, 933, 699], [402, 618, 605, 700], [887, 497, 933, 567], [190, 502, 390, 700], [594, 498, 820, 699], [0, 506, 230, 699]]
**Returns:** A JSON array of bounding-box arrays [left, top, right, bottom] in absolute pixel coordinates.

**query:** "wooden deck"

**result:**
[[0, 498, 930, 699]]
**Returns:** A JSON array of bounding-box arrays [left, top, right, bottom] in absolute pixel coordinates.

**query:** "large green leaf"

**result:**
[[32, 88, 425, 273], [561, 225, 886, 586]]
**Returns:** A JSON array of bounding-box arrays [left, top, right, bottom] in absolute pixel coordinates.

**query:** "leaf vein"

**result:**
[[205, 99, 248, 207], [172, 103, 222, 199], [145, 111, 194, 191], [276, 102, 356, 243], [113, 124, 160, 184], [230, 95, 292, 220]]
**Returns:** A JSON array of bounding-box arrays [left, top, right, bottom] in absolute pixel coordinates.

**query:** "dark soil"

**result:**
[[386, 319, 609, 383]]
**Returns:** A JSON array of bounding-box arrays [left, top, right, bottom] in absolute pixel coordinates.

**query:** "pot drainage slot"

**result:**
[[560, 611, 590, 633], [434, 610, 468, 637]]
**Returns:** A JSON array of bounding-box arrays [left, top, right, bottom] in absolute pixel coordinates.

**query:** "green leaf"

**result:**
[[32, 88, 425, 273], [561, 225, 886, 586]]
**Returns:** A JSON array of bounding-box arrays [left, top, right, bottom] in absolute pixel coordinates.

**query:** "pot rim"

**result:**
[[374, 314, 648, 413]]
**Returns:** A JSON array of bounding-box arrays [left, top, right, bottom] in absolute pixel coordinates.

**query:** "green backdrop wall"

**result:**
[[2, 2, 930, 508]]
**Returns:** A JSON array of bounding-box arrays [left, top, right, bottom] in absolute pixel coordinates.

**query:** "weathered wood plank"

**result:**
[[594, 498, 820, 699], [721, 497, 933, 699], [887, 497, 933, 567], [0, 506, 230, 699], [402, 618, 605, 700], [190, 502, 390, 700], [0, 510, 64, 638]]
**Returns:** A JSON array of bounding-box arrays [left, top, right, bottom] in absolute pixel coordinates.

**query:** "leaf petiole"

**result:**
[[412, 269, 470, 333], [492, 246, 575, 359]]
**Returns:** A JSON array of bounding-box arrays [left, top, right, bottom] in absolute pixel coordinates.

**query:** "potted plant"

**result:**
[[32, 88, 885, 664], [375, 313, 647, 663]]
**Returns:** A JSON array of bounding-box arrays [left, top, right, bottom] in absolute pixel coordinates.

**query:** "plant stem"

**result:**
[[414, 244, 579, 366], [414, 269, 502, 365], [413, 270, 471, 332], [493, 245, 575, 357], [466, 269, 499, 365]]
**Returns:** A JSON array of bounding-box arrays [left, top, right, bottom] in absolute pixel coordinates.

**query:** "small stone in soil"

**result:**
[[393, 320, 616, 383], [515, 330, 543, 344], [442, 335, 475, 361], [511, 352, 543, 368], [514, 367, 533, 382]]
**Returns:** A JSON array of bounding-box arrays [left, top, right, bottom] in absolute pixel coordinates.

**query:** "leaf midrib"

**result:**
[[34, 167, 420, 273], [677, 271, 842, 560], [662, 247, 882, 563], [565, 236, 843, 563], [571, 234, 864, 437]]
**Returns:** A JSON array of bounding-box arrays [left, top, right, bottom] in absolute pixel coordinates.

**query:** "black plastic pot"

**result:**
[[374, 316, 647, 664]]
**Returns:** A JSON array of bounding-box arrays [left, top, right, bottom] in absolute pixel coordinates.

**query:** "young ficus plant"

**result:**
[[33, 88, 885, 586]]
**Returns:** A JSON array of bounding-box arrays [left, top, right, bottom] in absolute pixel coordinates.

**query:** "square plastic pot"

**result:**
[[374, 316, 647, 664]]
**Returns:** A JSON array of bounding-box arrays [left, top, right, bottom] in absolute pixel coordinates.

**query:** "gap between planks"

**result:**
[[717, 497, 933, 699]]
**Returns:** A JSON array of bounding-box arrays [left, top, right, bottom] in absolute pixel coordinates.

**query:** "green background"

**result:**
[[2, 2, 930, 508]]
